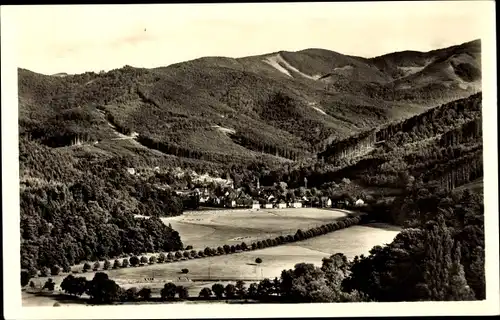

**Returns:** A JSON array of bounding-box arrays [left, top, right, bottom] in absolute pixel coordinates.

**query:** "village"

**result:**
[[173, 175, 366, 212]]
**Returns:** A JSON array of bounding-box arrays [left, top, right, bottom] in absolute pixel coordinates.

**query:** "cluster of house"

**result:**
[[248, 197, 365, 210], [179, 186, 366, 210]]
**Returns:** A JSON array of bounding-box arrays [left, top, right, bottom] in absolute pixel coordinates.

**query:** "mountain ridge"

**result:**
[[18, 39, 481, 170]]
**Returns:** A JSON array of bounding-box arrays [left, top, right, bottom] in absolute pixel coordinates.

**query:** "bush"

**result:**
[[236, 280, 246, 296], [83, 262, 91, 272], [140, 256, 148, 264], [185, 245, 193, 250], [217, 247, 225, 255], [251, 243, 257, 250], [167, 252, 174, 260], [223, 244, 231, 254], [149, 256, 157, 264], [50, 265, 61, 276], [181, 268, 189, 274], [93, 261, 101, 270], [122, 259, 129, 267], [103, 260, 111, 270], [175, 251, 182, 259], [198, 250, 205, 258], [113, 259, 121, 269], [183, 251, 190, 258], [158, 253, 166, 263], [255, 258, 262, 264], [204, 247, 212, 256], [129, 256, 139, 266]]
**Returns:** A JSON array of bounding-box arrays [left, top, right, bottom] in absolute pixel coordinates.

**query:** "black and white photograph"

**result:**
[[2, 1, 498, 318]]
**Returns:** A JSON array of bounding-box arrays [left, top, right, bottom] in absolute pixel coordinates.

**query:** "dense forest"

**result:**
[[317, 93, 481, 165], [20, 137, 185, 272]]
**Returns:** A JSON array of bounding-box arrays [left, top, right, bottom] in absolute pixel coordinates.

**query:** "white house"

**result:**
[[277, 202, 287, 209], [264, 203, 273, 209], [292, 202, 303, 208], [355, 199, 365, 207], [252, 203, 261, 210]]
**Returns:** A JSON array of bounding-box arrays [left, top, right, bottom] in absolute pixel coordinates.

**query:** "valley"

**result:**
[[19, 38, 485, 305]]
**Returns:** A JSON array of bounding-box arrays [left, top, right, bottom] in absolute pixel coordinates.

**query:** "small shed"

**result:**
[[292, 202, 303, 208], [264, 203, 273, 209]]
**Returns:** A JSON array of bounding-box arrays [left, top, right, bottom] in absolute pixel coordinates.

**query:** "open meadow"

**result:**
[[161, 208, 352, 249]]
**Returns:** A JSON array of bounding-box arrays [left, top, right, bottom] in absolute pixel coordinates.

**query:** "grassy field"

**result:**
[[24, 209, 400, 306], [163, 208, 351, 249]]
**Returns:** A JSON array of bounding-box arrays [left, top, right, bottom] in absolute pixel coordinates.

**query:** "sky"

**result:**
[[5, 1, 493, 75]]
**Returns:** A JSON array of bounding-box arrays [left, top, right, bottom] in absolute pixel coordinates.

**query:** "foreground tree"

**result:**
[[225, 284, 236, 298], [61, 274, 88, 296], [86, 272, 121, 304], [199, 287, 212, 299], [138, 287, 152, 300], [125, 287, 138, 301], [236, 280, 247, 297], [212, 283, 225, 299], [21, 270, 30, 287], [177, 285, 189, 299], [161, 282, 177, 300], [279, 263, 334, 302]]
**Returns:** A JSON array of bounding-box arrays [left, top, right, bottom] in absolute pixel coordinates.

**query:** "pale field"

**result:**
[[163, 208, 352, 249], [24, 209, 400, 306]]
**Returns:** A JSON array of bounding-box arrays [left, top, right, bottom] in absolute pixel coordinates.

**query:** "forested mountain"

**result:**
[[19, 39, 483, 275], [19, 39, 480, 164]]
